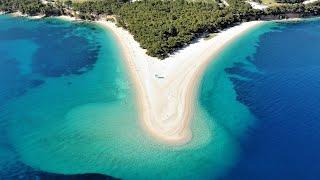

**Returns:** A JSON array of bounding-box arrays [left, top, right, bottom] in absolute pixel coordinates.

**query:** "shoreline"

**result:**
[[2, 12, 265, 145], [96, 20, 265, 145], [57, 15, 78, 21], [10, 11, 45, 19]]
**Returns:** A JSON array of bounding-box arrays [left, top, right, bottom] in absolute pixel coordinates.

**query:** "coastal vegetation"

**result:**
[[72, 0, 127, 15], [0, 0, 62, 16], [275, 0, 304, 3], [116, 1, 235, 57], [1, 0, 320, 58], [254, 0, 305, 4], [115, 0, 320, 58]]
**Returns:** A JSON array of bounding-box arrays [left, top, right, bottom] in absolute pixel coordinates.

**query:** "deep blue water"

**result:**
[[2, 14, 320, 180], [0, 15, 120, 179], [0, 16, 100, 104], [221, 19, 320, 179], [2, 162, 116, 180]]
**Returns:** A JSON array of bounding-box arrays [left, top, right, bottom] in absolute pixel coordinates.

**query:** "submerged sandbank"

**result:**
[[96, 20, 264, 145]]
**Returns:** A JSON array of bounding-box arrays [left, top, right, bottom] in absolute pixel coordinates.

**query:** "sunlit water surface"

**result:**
[[1, 15, 320, 179]]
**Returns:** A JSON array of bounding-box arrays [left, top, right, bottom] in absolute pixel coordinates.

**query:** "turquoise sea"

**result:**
[[1, 15, 320, 179]]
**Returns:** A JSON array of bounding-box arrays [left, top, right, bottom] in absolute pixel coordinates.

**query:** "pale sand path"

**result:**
[[303, 0, 319, 4], [97, 20, 264, 145]]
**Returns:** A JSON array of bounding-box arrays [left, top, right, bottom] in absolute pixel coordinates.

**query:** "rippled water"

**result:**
[[220, 19, 320, 179], [1, 15, 320, 179], [0, 15, 134, 179]]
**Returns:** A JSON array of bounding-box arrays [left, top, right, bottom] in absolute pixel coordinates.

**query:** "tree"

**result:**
[[64, 0, 72, 8]]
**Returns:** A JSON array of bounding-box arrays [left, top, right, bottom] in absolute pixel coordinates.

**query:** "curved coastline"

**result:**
[[24, 14, 264, 144], [14, 14, 265, 145], [3, 14, 320, 179], [96, 20, 265, 145]]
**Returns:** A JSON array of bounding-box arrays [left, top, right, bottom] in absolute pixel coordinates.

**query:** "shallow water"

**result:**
[[1, 15, 320, 179], [0, 15, 136, 178], [0, 15, 239, 180]]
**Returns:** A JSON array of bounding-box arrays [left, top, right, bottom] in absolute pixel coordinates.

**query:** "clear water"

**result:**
[[1, 14, 320, 180], [0, 15, 139, 178], [0, 15, 245, 180], [220, 18, 320, 179]]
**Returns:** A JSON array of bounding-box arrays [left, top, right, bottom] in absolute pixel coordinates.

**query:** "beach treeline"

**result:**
[[0, 0, 63, 16], [1, 0, 320, 58], [115, 0, 320, 58], [72, 0, 320, 58]]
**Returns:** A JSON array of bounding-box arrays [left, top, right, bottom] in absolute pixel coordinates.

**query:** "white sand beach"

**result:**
[[8, 13, 263, 144], [10, 11, 45, 19], [97, 20, 264, 145], [58, 15, 78, 21], [303, 0, 319, 4], [11, 11, 26, 17]]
